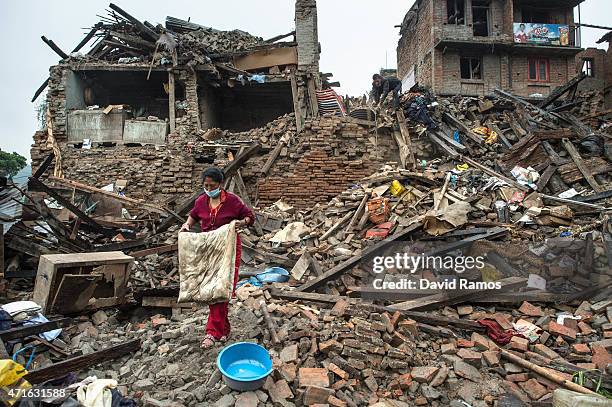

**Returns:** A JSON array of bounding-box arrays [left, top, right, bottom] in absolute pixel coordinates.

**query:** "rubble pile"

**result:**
[[3, 43, 612, 405], [178, 28, 263, 57]]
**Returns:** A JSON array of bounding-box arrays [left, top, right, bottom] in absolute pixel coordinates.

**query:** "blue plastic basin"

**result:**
[[217, 342, 272, 391]]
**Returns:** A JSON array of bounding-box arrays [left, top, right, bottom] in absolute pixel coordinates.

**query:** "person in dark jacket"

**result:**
[[372, 74, 402, 109]]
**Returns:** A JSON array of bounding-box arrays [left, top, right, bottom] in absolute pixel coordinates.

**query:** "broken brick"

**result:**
[[519, 301, 543, 317], [299, 368, 330, 388], [548, 321, 577, 341], [519, 378, 548, 400], [510, 336, 529, 352], [411, 366, 439, 383]]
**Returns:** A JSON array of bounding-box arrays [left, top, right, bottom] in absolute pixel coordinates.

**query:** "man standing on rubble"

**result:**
[[179, 167, 254, 349], [372, 74, 402, 109]]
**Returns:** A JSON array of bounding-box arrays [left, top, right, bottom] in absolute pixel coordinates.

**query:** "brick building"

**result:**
[[595, 31, 612, 108], [397, 0, 584, 97]]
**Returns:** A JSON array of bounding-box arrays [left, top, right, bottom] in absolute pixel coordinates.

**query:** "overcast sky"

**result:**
[[0, 0, 610, 161]]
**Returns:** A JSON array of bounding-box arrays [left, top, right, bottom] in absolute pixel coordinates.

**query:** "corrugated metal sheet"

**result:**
[[0, 184, 25, 234]]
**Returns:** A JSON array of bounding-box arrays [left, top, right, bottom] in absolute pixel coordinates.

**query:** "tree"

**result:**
[[0, 151, 27, 179]]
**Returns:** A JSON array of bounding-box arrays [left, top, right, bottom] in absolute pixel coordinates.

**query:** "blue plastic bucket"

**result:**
[[216, 342, 273, 391]]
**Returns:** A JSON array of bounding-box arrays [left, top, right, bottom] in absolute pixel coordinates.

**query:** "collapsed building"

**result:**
[[30, 0, 376, 209], [0, 0, 610, 406]]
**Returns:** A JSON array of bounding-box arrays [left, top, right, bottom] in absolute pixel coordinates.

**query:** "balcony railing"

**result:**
[[513, 23, 579, 47]]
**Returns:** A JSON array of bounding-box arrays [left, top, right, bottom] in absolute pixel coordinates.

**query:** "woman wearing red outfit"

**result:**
[[179, 167, 254, 349]]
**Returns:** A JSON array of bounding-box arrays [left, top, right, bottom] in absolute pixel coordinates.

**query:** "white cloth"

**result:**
[[1, 301, 41, 316], [77, 379, 117, 407], [178, 221, 237, 304]]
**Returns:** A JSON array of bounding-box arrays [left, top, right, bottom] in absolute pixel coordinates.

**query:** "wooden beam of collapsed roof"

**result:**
[[41, 36, 69, 59], [108, 3, 158, 41], [28, 177, 113, 236], [264, 31, 296, 43], [24, 339, 140, 384], [72, 23, 103, 53], [31, 26, 101, 102], [0, 318, 72, 341], [296, 222, 424, 292]]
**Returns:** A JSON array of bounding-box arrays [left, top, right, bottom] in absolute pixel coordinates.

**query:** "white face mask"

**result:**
[[205, 188, 221, 198]]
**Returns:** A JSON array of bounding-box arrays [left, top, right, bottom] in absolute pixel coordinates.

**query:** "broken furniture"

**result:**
[[33, 251, 133, 314]]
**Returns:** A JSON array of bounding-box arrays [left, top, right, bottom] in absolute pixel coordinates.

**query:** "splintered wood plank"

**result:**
[[536, 164, 557, 191], [396, 110, 416, 168], [297, 222, 423, 292], [562, 138, 604, 192], [0, 319, 72, 341], [390, 277, 527, 311], [25, 339, 140, 384]]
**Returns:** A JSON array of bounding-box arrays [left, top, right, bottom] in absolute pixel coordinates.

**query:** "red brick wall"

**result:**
[[251, 117, 398, 208], [510, 55, 571, 97], [397, 0, 434, 85], [576, 48, 607, 92]]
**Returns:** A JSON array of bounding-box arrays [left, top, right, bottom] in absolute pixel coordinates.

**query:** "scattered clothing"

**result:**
[[477, 319, 522, 345], [23, 313, 62, 342], [1, 302, 41, 317], [77, 379, 117, 407], [236, 267, 290, 289], [405, 95, 438, 130]]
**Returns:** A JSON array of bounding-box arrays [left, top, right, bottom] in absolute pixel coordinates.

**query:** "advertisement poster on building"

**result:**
[[513, 23, 569, 46]]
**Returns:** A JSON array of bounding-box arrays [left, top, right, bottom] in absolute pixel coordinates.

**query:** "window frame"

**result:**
[[447, 0, 466, 25], [528, 58, 550, 82], [460, 57, 483, 80], [582, 58, 594, 77]]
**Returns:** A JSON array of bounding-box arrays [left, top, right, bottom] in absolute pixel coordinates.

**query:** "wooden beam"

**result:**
[[48, 176, 165, 214], [32, 153, 54, 179], [539, 73, 587, 109], [25, 339, 140, 384], [31, 78, 50, 102], [561, 138, 604, 193], [233, 47, 298, 71], [130, 244, 178, 258], [41, 36, 69, 59], [442, 112, 483, 145], [261, 139, 285, 176], [0, 318, 72, 341], [168, 71, 176, 132], [264, 31, 296, 43], [536, 164, 557, 191], [290, 71, 303, 132], [108, 3, 158, 41], [72, 24, 102, 53], [297, 222, 423, 292], [395, 110, 416, 168], [390, 277, 526, 311], [28, 177, 110, 235], [460, 155, 529, 191]]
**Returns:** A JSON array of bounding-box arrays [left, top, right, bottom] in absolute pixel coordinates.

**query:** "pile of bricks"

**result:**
[[230, 283, 612, 406]]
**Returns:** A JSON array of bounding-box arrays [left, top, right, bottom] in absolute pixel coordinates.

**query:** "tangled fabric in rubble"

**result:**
[[178, 222, 237, 304]]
